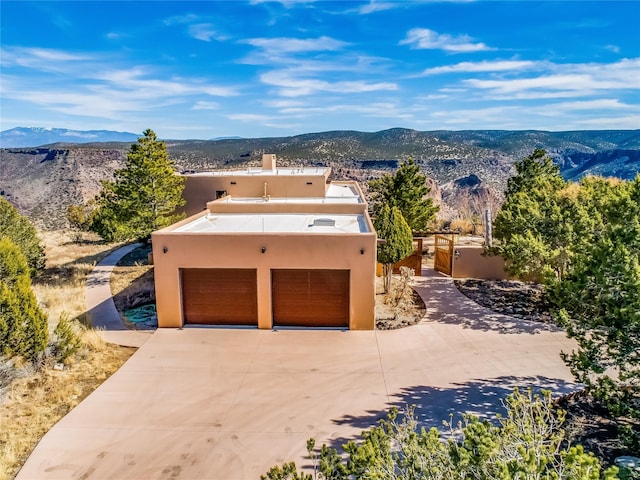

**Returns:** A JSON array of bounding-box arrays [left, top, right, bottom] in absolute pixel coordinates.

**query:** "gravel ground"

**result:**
[[454, 278, 554, 324]]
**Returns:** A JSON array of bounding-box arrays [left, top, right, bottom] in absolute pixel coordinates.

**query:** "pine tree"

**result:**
[[91, 129, 185, 242], [368, 158, 439, 233], [375, 205, 413, 293], [0, 197, 45, 275]]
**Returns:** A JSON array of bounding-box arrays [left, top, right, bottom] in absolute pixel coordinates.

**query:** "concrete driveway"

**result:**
[[17, 272, 578, 479]]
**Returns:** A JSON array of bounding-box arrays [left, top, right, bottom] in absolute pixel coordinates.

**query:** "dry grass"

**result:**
[[0, 230, 136, 480], [32, 230, 123, 329]]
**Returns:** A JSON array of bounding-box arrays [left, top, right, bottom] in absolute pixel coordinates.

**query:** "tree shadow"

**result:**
[[414, 272, 563, 335], [327, 375, 580, 450], [61, 237, 109, 247]]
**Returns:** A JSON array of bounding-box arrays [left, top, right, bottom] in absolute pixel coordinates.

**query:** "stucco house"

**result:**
[[151, 154, 376, 330]]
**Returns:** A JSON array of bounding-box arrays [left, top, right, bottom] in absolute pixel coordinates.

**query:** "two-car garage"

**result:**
[[180, 268, 350, 328]]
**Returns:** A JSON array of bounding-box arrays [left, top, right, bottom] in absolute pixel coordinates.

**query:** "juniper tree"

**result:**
[[91, 129, 185, 242], [0, 197, 45, 275], [263, 389, 618, 479], [375, 205, 413, 294], [494, 155, 640, 446], [549, 175, 640, 438], [368, 158, 439, 233], [492, 149, 575, 282], [0, 237, 48, 360]]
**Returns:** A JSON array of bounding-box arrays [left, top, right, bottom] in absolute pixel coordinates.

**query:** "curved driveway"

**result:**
[[18, 265, 578, 479]]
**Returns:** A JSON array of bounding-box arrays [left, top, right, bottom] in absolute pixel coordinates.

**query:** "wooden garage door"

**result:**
[[272, 269, 349, 327], [181, 268, 257, 325]]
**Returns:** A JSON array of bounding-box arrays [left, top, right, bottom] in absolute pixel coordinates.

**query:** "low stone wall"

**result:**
[[451, 246, 510, 280]]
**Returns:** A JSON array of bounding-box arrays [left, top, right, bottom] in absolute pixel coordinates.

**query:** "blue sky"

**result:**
[[1, 1, 639, 139]]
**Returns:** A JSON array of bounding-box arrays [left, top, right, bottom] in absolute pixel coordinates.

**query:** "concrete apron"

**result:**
[[18, 272, 579, 479]]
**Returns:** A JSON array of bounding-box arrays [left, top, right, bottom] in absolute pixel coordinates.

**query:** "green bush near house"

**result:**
[[0, 197, 45, 275], [0, 237, 48, 361]]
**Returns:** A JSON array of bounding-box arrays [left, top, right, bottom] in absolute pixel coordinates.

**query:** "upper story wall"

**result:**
[[181, 169, 331, 216], [205, 181, 368, 217]]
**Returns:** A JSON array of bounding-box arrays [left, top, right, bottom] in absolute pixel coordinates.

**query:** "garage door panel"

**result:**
[[182, 268, 257, 325], [272, 269, 349, 327]]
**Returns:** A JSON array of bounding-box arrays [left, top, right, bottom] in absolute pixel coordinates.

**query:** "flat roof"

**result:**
[[174, 213, 369, 234], [186, 167, 328, 177]]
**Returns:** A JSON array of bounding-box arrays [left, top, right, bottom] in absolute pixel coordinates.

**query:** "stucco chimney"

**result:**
[[262, 154, 277, 171]]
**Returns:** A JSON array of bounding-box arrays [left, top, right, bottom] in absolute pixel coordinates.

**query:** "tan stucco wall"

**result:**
[[152, 219, 376, 330], [451, 246, 510, 280], [181, 171, 331, 216], [207, 199, 366, 216], [206, 181, 367, 215]]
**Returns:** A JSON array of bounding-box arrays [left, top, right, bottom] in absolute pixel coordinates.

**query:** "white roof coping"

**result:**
[[186, 167, 329, 177], [174, 213, 369, 234], [223, 196, 361, 205]]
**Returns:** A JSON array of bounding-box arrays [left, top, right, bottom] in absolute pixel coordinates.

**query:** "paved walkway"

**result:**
[[85, 243, 153, 348], [18, 269, 578, 479]]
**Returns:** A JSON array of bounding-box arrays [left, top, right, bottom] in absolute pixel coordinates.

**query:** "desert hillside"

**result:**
[[1, 128, 638, 229]]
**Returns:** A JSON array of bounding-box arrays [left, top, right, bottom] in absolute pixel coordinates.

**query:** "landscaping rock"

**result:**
[[454, 278, 555, 324]]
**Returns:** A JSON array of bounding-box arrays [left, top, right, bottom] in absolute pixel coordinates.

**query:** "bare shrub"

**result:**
[[385, 266, 415, 319]]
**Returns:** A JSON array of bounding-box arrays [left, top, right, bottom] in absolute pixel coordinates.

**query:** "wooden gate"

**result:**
[[434, 235, 454, 276], [392, 238, 423, 276]]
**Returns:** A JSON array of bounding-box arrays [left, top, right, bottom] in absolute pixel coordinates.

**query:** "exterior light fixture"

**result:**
[[261, 246, 266, 254], [360, 248, 365, 255], [163, 246, 168, 254]]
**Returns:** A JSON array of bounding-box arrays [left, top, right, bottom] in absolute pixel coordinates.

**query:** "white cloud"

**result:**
[[420, 97, 640, 131], [249, 0, 316, 7], [94, 68, 237, 97], [262, 99, 307, 108], [228, 113, 272, 122], [260, 70, 397, 96], [466, 74, 597, 93], [188, 23, 225, 42], [421, 60, 537, 75], [106, 32, 127, 40], [163, 14, 201, 26], [574, 115, 640, 129], [1, 52, 239, 125], [436, 58, 640, 101], [550, 99, 637, 111], [245, 36, 348, 53], [192, 101, 220, 110], [1, 47, 91, 66], [358, 1, 398, 14], [401, 28, 494, 53]]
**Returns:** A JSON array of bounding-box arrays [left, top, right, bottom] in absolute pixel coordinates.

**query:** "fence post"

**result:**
[[484, 208, 493, 247]]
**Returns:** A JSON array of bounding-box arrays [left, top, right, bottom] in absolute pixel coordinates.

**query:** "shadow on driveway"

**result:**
[[328, 375, 579, 450], [416, 272, 563, 335]]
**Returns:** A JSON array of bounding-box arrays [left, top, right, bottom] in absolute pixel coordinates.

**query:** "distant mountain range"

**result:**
[[0, 127, 247, 148], [1, 127, 639, 229], [0, 127, 140, 148]]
